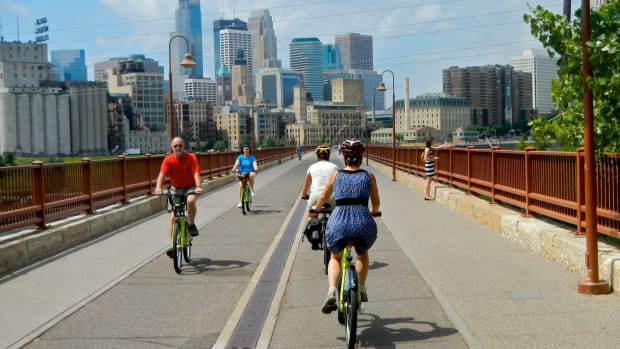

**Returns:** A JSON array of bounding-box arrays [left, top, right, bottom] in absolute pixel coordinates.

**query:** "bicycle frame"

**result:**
[[339, 243, 359, 311]]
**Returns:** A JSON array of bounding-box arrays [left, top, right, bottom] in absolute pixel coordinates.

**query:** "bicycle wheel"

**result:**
[[245, 186, 252, 212], [322, 226, 329, 275], [345, 287, 358, 349], [173, 222, 182, 273], [183, 224, 191, 263], [240, 186, 247, 215]]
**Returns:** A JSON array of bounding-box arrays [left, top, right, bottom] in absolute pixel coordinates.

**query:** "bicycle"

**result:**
[[237, 172, 252, 215], [161, 189, 196, 273], [333, 211, 382, 349]]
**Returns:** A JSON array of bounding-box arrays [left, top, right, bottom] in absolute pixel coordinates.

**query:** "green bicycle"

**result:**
[[237, 172, 252, 215], [335, 212, 382, 349], [163, 189, 195, 273]]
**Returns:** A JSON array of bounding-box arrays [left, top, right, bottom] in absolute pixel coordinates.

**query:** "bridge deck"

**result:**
[[1, 153, 619, 349]]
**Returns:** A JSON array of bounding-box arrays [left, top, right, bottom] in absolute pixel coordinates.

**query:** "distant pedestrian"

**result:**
[[423, 138, 449, 200]]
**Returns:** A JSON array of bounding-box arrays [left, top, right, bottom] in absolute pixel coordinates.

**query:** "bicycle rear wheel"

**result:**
[[173, 222, 183, 273], [345, 287, 358, 349], [322, 226, 329, 275]]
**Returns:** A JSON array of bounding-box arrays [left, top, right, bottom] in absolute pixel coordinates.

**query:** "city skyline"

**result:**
[[0, 0, 579, 102]]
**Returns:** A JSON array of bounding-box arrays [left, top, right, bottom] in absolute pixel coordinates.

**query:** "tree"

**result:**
[[524, 2, 620, 153]]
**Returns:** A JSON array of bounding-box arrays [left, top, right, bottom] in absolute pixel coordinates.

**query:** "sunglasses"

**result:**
[[173, 144, 183, 148]]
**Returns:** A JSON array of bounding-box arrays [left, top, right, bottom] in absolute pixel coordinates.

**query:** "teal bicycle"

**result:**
[[238, 172, 252, 215], [162, 189, 196, 273]]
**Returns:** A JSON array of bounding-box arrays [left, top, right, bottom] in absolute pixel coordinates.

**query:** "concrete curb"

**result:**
[[371, 161, 620, 293]]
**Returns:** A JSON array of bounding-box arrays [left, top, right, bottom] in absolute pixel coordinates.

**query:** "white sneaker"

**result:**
[[251, 191, 255, 197], [237, 202, 242, 208]]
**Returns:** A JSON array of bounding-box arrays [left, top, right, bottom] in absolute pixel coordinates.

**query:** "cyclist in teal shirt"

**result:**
[[231, 145, 258, 207]]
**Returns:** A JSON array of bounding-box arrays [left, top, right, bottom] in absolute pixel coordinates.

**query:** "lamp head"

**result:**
[[376, 82, 387, 92], [180, 53, 196, 68]]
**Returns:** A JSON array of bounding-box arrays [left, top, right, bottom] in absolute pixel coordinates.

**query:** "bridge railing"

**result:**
[[0, 147, 296, 234], [367, 144, 620, 239]]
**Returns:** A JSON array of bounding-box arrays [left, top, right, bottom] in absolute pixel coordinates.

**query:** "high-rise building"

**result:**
[[171, 0, 203, 99], [443, 65, 532, 127], [323, 69, 382, 111], [219, 28, 253, 101], [248, 9, 280, 76], [335, 33, 373, 71], [255, 68, 302, 108], [231, 50, 253, 105], [184, 78, 217, 104], [322, 44, 343, 70], [510, 48, 559, 115], [106, 59, 166, 132], [290, 38, 324, 102], [50, 49, 87, 81], [213, 18, 248, 77], [93, 54, 162, 82]]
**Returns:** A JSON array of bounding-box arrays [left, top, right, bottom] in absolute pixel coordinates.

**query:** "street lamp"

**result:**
[[377, 69, 396, 181], [168, 34, 196, 141]]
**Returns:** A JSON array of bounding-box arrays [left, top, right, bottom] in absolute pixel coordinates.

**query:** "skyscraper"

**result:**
[[171, 0, 203, 99], [510, 48, 559, 115], [443, 65, 532, 127], [290, 38, 324, 102], [248, 9, 280, 74], [335, 33, 373, 71], [213, 18, 248, 77], [50, 49, 87, 81], [219, 28, 253, 93], [174, 0, 203, 78], [322, 44, 342, 70]]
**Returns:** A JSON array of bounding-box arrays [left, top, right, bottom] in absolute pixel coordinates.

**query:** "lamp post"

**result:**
[[377, 70, 396, 181], [367, 92, 375, 166], [168, 34, 196, 141]]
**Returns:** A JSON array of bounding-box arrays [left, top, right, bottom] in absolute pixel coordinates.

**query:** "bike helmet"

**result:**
[[340, 138, 365, 159], [315, 144, 331, 160]]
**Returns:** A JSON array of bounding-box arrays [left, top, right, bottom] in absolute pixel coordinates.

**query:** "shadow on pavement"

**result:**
[[355, 312, 459, 348]]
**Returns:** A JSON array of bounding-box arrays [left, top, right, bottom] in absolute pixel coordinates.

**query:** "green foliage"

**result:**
[[212, 141, 228, 151], [524, 2, 620, 153]]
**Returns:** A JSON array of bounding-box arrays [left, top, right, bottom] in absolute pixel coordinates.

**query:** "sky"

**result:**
[[0, 0, 581, 102]]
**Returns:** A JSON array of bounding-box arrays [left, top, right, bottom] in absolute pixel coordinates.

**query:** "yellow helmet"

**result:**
[[315, 144, 331, 159]]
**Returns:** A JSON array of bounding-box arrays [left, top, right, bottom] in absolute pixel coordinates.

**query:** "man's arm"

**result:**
[[300, 174, 312, 198], [154, 172, 166, 193], [193, 172, 203, 193]]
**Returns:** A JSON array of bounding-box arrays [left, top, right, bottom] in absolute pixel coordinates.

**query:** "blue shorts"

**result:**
[[329, 236, 374, 255]]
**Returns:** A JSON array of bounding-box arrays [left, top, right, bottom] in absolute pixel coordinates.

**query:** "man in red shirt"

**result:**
[[155, 137, 204, 257]]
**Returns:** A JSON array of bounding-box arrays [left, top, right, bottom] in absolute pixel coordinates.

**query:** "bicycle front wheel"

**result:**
[[245, 187, 252, 212], [183, 228, 192, 263], [345, 287, 358, 349], [173, 222, 183, 273], [241, 186, 247, 215]]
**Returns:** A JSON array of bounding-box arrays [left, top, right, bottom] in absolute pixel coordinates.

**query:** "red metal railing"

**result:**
[[0, 147, 298, 234], [367, 144, 620, 239]]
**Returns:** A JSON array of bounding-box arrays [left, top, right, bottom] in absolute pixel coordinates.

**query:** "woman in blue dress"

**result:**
[[313, 138, 381, 314]]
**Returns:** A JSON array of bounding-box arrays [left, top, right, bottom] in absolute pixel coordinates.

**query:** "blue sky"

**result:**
[[0, 0, 580, 101]]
